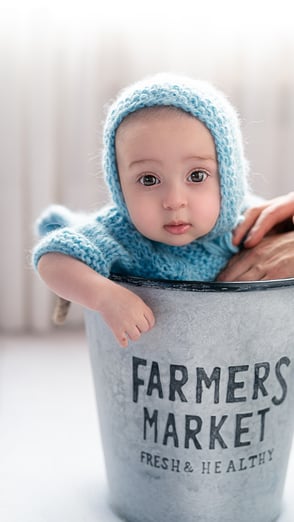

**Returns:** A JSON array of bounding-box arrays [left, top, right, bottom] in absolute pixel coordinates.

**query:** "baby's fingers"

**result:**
[[116, 308, 155, 348], [116, 325, 145, 348], [127, 309, 155, 339], [118, 333, 130, 348], [143, 307, 156, 330]]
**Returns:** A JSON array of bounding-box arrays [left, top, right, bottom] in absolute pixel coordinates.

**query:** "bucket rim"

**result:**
[[110, 274, 294, 293]]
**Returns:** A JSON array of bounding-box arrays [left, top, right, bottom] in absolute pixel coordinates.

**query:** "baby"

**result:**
[[33, 73, 250, 347]]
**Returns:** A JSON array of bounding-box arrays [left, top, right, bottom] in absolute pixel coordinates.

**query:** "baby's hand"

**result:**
[[100, 284, 155, 348]]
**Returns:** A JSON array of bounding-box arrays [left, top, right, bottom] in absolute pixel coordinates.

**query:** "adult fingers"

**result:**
[[243, 200, 294, 247], [232, 207, 266, 246], [234, 193, 294, 248]]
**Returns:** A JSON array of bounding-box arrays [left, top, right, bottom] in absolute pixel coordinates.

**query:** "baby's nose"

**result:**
[[162, 186, 187, 210]]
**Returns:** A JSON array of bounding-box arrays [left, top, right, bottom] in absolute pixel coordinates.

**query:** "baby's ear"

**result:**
[[35, 205, 75, 237]]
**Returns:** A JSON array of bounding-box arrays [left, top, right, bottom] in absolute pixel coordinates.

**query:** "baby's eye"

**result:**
[[138, 174, 160, 186], [187, 170, 208, 183]]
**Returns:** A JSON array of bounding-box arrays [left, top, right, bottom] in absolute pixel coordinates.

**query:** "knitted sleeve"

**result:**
[[33, 227, 113, 277], [32, 205, 124, 278]]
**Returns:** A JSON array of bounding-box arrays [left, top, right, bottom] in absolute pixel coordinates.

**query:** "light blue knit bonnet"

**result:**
[[103, 73, 249, 242]]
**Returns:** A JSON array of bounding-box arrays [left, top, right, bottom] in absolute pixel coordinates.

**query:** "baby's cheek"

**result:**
[[129, 205, 152, 232]]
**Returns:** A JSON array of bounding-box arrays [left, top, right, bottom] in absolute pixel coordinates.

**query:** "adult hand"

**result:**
[[218, 231, 294, 281], [232, 192, 294, 248], [218, 192, 294, 282]]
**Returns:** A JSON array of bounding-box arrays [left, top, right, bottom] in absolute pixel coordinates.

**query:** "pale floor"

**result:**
[[0, 330, 293, 522]]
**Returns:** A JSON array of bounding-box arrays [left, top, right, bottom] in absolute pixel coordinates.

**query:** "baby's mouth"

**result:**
[[164, 222, 191, 235]]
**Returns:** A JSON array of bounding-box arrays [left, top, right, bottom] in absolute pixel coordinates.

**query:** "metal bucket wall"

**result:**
[[84, 277, 294, 522]]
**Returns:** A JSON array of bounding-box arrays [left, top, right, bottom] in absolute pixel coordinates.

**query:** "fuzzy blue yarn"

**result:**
[[33, 206, 238, 281], [32, 73, 250, 282], [35, 205, 77, 236]]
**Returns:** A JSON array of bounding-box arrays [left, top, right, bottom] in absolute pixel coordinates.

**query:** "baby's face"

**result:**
[[115, 108, 220, 246]]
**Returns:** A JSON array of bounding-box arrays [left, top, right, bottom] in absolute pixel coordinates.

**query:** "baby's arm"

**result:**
[[38, 253, 155, 347]]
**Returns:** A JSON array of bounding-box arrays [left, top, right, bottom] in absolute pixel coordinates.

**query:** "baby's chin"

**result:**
[[147, 233, 200, 248]]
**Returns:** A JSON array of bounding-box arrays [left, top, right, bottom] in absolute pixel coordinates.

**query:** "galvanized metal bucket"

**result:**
[[84, 276, 294, 522]]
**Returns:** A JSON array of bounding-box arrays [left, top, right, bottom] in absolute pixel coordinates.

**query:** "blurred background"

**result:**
[[1, 0, 294, 334]]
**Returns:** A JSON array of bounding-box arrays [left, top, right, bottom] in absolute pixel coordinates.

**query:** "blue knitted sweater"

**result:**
[[33, 74, 250, 282]]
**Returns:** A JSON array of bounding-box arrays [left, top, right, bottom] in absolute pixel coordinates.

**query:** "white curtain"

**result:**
[[1, 3, 294, 333]]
